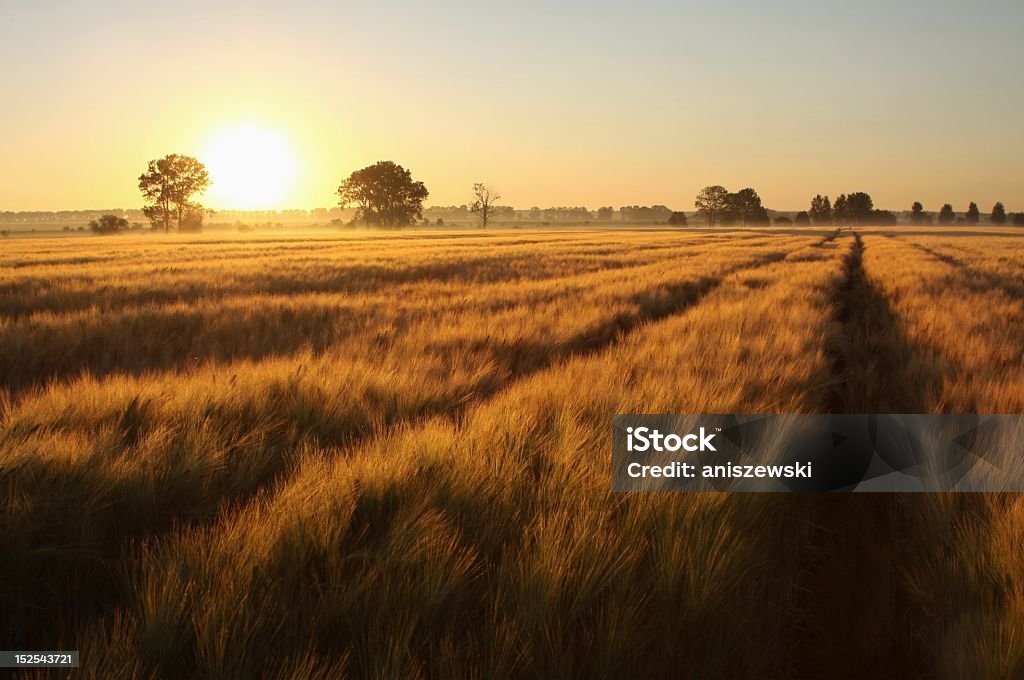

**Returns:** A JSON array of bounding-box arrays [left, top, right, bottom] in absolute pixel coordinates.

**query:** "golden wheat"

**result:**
[[3, 227, 1023, 677]]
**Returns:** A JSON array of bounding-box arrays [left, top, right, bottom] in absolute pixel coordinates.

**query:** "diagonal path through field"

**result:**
[[899, 238, 1024, 300]]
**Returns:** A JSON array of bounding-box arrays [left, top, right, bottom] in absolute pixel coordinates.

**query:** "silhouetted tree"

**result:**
[[869, 210, 898, 226], [809, 194, 832, 225], [937, 204, 955, 224], [618, 205, 672, 222], [833, 194, 849, 224], [337, 161, 429, 227], [846, 192, 874, 224], [723, 188, 769, 226], [909, 202, 931, 225], [991, 202, 1007, 225], [694, 185, 729, 227], [965, 202, 980, 224], [138, 154, 210, 232], [794, 211, 811, 226], [668, 211, 688, 225], [89, 214, 129, 234], [830, 192, 875, 225], [470, 183, 500, 228], [597, 206, 615, 220], [1012, 213, 1024, 226]]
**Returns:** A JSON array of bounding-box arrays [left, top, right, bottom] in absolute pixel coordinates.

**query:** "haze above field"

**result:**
[[1, 0, 1022, 211]]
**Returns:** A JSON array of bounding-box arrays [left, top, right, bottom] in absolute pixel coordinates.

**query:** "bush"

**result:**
[[868, 210, 899, 226], [667, 211, 688, 226], [89, 214, 129, 234], [179, 205, 205, 233]]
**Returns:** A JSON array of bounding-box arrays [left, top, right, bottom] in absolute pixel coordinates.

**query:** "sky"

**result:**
[[1, 0, 1022, 212]]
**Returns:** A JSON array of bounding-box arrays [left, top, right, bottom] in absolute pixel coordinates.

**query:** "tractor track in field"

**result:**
[[899, 238, 1024, 300], [789, 232, 940, 678], [462, 248, 790, 407]]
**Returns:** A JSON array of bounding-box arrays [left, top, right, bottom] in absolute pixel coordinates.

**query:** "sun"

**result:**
[[200, 123, 298, 210]]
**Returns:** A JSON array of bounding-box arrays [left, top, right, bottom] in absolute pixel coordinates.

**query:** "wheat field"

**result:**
[[2, 227, 1024, 678]]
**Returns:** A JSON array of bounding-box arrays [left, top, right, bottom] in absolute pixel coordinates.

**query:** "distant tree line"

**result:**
[[784, 192, 896, 227], [23, 154, 1020, 234], [419, 204, 675, 225], [900, 200, 1011, 226], [780, 194, 1019, 228]]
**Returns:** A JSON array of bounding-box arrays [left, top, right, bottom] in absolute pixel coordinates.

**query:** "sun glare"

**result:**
[[201, 123, 298, 210]]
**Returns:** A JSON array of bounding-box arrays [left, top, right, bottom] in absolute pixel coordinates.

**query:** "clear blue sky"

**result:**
[[1, 0, 1021, 211]]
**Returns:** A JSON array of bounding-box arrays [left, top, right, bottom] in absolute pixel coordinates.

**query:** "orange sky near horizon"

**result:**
[[1, 1, 1022, 214]]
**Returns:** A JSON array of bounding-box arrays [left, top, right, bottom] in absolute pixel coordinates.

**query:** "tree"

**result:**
[[668, 211, 688, 225], [794, 211, 811, 226], [470, 183, 500, 228], [180, 204, 209, 233], [694, 185, 729, 227], [809, 194, 833, 225], [846, 192, 874, 224], [965, 202, 980, 224], [833, 194, 849, 224], [337, 161, 429, 227], [138, 154, 211, 232], [774, 216, 793, 226], [937, 204, 955, 225], [89, 214, 129, 234], [910, 202, 931, 225], [596, 206, 615, 220], [619, 205, 672, 222], [869, 210, 898, 226], [991, 202, 1007, 225], [1012, 213, 1024, 226], [723, 188, 769, 226]]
